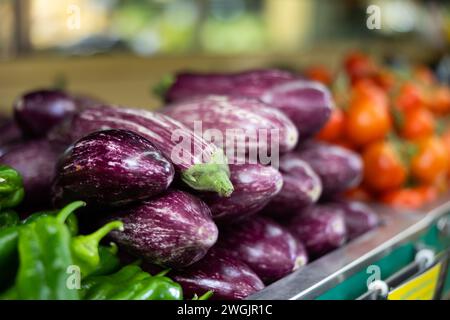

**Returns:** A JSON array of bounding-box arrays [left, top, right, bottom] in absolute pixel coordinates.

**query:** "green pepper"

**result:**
[[0, 226, 19, 290], [81, 265, 183, 300], [71, 220, 123, 278], [23, 209, 79, 236], [0, 165, 24, 211], [88, 244, 121, 277], [14, 201, 86, 300], [0, 210, 19, 230]]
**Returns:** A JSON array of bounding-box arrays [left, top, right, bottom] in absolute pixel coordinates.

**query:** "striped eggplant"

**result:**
[[169, 248, 265, 300], [286, 205, 347, 258], [218, 216, 306, 284], [0, 139, 59, 208], [105, 189, 218, 268], [329, 200, 380, 240], [53, 129, 175, 207], [164, 69, 296, 102], [200, 163, 283, 222], [14, 89, 78, 138], [48, 105, 233, 197], [164, 95, 299, 154], [296, 141, 363, 197], [161, 69, 333, 137], [263, 155, 321, 219]]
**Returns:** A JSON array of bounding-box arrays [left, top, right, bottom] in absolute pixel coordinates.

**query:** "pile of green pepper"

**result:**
[[0, 165, 184, 300]]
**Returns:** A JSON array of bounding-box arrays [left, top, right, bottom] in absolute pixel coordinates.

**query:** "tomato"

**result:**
[[440, 129, 450, 178], [373, 69, 396, 92], [345, 186, 373, 202], [394, 82, 426, 112], [413, 66, 436, 86], [351, 78, 388, 108], [427, 86, 450, 115], [380, 188, 425, 209], [399, 107, 435, 140], [316, 108, 344, 142], [304, 65, 333, 85], [344, 52, 376, 81], [362, 141, 408, 192], [411, 136, 449, 184], [345, 95, 391, 146]]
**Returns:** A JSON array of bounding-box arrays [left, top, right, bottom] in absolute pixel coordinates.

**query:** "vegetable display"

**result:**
[[5, 51, 449, 301]]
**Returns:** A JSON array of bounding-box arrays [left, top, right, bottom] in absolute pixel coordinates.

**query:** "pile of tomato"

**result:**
[[307, 52, 450, 209]]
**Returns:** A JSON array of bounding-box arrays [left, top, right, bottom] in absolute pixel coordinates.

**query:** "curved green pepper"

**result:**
[[71, 220, 123, 278], [0, 166, 24, 211], [81, 265, 183, 300], [14, 201, 86, 300]]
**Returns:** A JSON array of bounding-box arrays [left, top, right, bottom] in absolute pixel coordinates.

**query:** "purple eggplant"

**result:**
[[0, 139, 59, 207], [0, 120, 22, 153], [264, 155, 321, 218], [105, 189, 218, 268], [295, 240, 309, 268], [164, 69, 295, 102], [169, 248, 265, 300], [286, 205, 347, 258], [162, 69, 333, 137], [295, 142, 363, 196], [14, 89, 78, 137], [48, 105, 233, 197], [218, 217, 306, 283], [164, 95, 298, 154], [329, 200, 380, 240], [54, 129, 174, 207], [200, 163, 282, 222]]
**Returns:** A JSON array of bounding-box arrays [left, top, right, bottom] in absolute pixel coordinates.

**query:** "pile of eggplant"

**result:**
[[0, 69, 380, 300]]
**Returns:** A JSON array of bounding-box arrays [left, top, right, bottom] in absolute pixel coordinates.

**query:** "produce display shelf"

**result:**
[[249, 195, 450, 300]]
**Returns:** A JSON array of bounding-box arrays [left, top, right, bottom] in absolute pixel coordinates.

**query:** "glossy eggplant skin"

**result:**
[[14, 89, 77, 137], [295, 141, 363, 197], [200, 163, 282, 223], [105, 190, 218, 268], [54, 129, 175, 207], [163, 70, 333, 137], [164, 95, 298, 154], [169, 248, 265, 300], [286, 205, 347, 258], [264, 155, 322, 219], [165, 69, 295, 103], [0, 139, 59, 207], [218, 217, 305, 284], [48, 105, 233, 197], [329, 200, 380, 240]]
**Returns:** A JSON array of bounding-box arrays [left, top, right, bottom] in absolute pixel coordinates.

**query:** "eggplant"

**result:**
[[14, 89, 78, 137], [286, 205, 347, 258], [295, 240, 309, 268], [162, 69, 333, 137], [164, 95, 298, 154], [218, 217, 306, 283], [264, 155, 322, 218], [329, 200, 380, 240], [164, 69, 295, 102], [295, 142, 363, 196], [169, 248, 265, 300], [48, 105, 233, 197], [105, 189, 218, 268], [199, 163, 282, 222], [0, 139, 59, 207], [54, 129, 174, 207], [0, 120, 22, 154]]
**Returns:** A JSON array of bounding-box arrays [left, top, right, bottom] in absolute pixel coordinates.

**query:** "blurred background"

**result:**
[[0, 0, 449, 110]]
